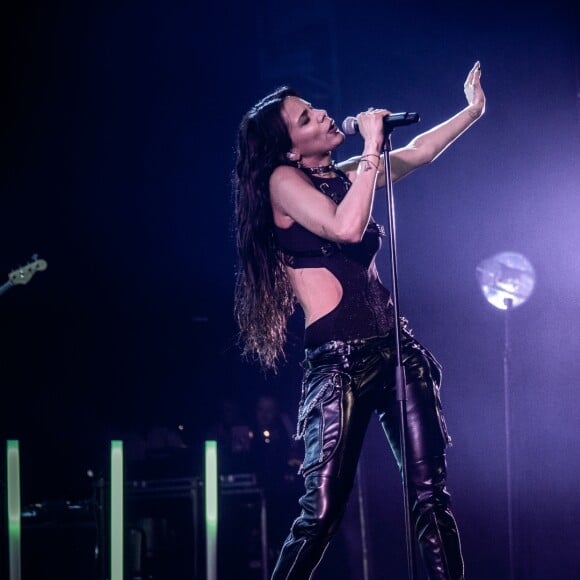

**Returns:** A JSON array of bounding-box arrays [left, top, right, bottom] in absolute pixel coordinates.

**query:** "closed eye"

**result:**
[[298, 108, 311, 126]]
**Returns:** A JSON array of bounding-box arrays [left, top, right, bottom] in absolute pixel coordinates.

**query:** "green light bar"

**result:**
[[110, 440, 124, 580], [204, 440, 218, 580], [6, 440, 21, 580]]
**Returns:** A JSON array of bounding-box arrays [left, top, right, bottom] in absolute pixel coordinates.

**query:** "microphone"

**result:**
[[342, 112, 420, 135]]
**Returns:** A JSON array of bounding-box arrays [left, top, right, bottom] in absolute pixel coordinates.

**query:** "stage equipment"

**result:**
[[0, 256, 47, 297], [476, 251, 536, 580], [378, 116, 420, 580], [6, 440, 22, 580], [21, 498, 98, 579], [110, 440, 124, 580], [5, 440, 98, 580], [204, 441, 218, 580], [120, 473, 268, 580]]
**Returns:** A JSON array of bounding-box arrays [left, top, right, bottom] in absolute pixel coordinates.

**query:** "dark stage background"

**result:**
[[2, 1, 579, 579]]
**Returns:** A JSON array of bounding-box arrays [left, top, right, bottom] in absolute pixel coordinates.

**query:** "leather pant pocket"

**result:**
[[298, 368, 349, 475]]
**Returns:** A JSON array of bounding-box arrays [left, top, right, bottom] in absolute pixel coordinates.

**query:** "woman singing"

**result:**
[[233, 62, 485, 579]]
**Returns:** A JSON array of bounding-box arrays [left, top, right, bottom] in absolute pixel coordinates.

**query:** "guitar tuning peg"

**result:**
[[31, 253, 39, 261]]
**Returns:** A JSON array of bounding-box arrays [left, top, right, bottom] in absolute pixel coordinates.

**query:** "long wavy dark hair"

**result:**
[[233, 86, 299, 371]]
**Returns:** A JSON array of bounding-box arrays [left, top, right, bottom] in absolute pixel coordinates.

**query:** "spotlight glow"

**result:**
[[476, 251, 536, 310]]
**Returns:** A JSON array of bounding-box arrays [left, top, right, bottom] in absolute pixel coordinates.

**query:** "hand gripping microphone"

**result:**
[[342, 112, 420, 135]]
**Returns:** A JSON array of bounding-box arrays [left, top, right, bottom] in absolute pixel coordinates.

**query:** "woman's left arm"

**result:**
[[338, 61, 486, 185], [388, 61, 486, 183]]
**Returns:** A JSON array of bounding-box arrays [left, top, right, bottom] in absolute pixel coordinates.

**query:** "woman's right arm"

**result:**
[[270, 110, 387, 243]]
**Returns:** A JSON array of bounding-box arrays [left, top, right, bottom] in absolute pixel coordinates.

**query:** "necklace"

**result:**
[[295, 160, 336, 175]]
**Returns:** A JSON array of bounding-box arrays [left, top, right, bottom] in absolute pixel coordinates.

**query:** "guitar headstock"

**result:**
[[8, 259, 48, 286]]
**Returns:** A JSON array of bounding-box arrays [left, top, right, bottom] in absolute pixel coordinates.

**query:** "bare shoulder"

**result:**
[[269, 165, 338, 232], [269, 166, 304, 226], [270, 165, 310, 190], [270, 165, 313, 206]]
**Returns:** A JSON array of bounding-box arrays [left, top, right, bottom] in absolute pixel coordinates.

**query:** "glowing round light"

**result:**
[[476, 251, 536, 310]]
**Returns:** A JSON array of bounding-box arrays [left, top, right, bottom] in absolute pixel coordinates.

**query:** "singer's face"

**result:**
[[281, 96, 344, 161]]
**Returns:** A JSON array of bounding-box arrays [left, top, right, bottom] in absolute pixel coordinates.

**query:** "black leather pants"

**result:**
[[270, 333, 464, 580]]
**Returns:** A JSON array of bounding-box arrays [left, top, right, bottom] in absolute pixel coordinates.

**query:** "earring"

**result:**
[[286, 151, 301, 162]]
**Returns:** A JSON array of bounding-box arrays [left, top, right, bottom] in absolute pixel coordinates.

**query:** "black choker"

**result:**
[[295, 161, 336, 175]]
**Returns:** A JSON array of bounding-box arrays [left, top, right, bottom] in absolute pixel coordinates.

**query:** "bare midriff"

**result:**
[[286, 266, 343, 328]]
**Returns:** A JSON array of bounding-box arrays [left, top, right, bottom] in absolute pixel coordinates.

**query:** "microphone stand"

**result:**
[[503, 297, 516, 580], [381, 129, 417, 580]]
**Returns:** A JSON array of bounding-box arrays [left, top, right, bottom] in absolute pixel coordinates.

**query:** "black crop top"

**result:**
[[275, 168, 395, 348]]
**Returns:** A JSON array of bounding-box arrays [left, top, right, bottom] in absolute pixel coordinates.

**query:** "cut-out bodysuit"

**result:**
[[275, 168, 395, 348]]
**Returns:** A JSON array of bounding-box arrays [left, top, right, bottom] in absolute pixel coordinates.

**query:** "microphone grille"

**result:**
[[341, 116, 357, 135]]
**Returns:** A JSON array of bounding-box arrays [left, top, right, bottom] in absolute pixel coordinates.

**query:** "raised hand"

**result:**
[[464, 61, 486, 118]]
